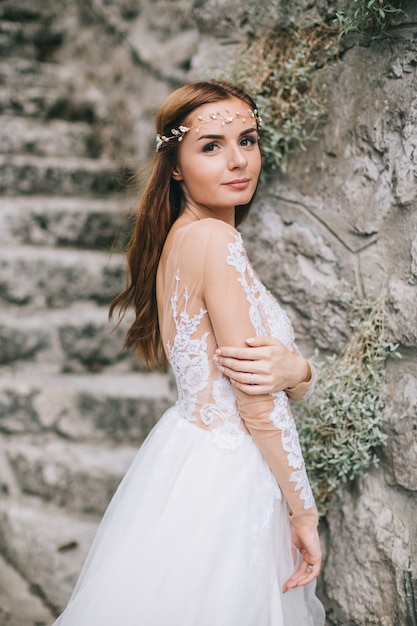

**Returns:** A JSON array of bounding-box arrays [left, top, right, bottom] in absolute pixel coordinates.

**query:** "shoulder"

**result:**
[[172, 219, 247, 274], [181, 218, 241, 251]]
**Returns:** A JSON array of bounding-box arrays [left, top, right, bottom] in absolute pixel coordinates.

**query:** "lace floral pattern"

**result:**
[[226, 234, 294, 350], [167, 272, 210, 419], [227, 233, 314, 510], [167, 272, 244, 450], [201, 376, 245, 450]]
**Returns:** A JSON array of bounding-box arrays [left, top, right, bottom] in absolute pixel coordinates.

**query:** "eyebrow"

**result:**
[[196, 127, 258, 141]]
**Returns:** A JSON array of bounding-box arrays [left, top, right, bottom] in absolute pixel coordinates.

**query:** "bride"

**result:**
[[53, 80, 325, 626]]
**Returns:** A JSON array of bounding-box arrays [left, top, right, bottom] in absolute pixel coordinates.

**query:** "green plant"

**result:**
[[227, 0, 406, 174], [336, 0, 404, 41], [295, 297, 398, 515], [230, 22, 340, 172]]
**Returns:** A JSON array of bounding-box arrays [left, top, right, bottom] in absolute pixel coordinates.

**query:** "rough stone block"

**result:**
[[0, 304, 137, 372], [383, 363, 417, 492], [0, 154, 120, 196], [0, 21, 36, 60], [73, 390, 171, 443], [0, 551, 54, 626], [0, 385, 42, 434], [242, 200, 355, 353], [0, 58, 54, 87], [0, 321, 49, 364], [0, 1, 53, 22], [58, 319, 129, 372], [388, 280, 417, 347], [192, 0, 347, 36], [0, 58, 105, 123], [0, 18, 63, 61], [0, 58, 68, 117], [192, 0, 257, 37], [0, 371, 174, 442], [323, 471, 414, 626], [7, 438, 136, 515], [51, 372, 174, 443], [0, 116, 98, 158], [129, 18, 198, 84], [0, 246, 124, 307], [0, 196, 131, 250], [0, 497, 98, 614]]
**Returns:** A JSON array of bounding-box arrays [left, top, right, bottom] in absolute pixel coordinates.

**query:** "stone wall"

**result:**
[[0, 0, 416, 624], [244, 23, 417, 624]]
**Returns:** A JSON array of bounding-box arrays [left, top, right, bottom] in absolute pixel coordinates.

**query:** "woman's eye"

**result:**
[[202, 142, 219, 153], [241, 135, 257, 147]]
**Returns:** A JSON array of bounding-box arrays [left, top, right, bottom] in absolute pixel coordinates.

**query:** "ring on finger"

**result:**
[[250, 373, 255, 385], [307, 564, 313, 572]]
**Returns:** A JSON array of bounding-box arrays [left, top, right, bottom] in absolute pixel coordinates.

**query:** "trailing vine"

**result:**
[[294, 298, 398, 515], [229, 0, 406, 172]]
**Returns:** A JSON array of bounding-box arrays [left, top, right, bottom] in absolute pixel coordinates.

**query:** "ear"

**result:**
[[171, 167, 183, 181]]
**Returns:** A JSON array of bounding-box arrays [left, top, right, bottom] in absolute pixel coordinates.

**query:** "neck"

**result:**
[[183, 204, 235, 226]]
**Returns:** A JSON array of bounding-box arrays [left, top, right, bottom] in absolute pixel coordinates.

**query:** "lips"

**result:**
[[222, 178, 250, 189]]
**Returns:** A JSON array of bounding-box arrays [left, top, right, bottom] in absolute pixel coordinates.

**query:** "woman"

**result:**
[[54, 81, 325, 625]]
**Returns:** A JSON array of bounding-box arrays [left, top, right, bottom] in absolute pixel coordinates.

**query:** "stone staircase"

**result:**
[[0, 2, 174, 623]]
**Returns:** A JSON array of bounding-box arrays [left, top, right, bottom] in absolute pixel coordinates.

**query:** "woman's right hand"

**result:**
[[214, 336, 311, 395]]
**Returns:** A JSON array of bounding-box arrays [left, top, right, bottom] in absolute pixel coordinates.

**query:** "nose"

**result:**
[[227, 144, 248, 169]]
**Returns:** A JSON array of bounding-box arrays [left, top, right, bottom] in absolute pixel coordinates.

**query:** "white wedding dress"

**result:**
[[54, 218, 325, 626]]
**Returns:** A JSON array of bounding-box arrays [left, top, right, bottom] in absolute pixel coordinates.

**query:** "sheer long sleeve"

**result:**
[[193, 219, 318, 527], [286, 361, 316, 401]]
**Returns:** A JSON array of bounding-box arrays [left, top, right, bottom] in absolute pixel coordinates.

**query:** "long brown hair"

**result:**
[[110, 80, 261, 369]]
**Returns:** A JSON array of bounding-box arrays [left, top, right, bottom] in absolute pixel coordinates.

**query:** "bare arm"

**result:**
[[214, 336, 314, 397]]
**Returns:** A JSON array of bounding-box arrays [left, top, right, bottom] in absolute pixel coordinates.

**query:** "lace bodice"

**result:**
[[167, 273, 245, 451], [157, 218, 316, 518]]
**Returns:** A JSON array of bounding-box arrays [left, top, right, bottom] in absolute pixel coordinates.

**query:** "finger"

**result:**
[[283, 571, 316, 592], [246, 336, 284, 348], [216, 346, 254, 360], [283, 562, 320, 592], [230, 380, 276, 395], [220, 366, 258, 384], [216, 357, 264, 375], [216, 346, 265, 362]]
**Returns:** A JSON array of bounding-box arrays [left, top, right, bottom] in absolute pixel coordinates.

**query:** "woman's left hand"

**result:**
[[214, 336, 310, 395], [283, 521, 322, 592]]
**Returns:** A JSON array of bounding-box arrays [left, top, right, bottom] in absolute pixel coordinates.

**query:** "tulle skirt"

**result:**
[[54, 405, 325, 626]]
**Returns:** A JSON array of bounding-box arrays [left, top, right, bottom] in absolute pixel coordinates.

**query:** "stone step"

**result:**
[[0, 372, 174, 443], [0, 57, 66, 85], [0, 303, 137, 372], [5, 437, 137, 515], [0, 0, 55, 23], [0, 58, 77, 119], [0, 57, 107, 124], [0, 495, 99, 615], [0, 18, 63, 61], [0, 309, 50, 367], [0, 550, 55, 625], [0, 244, 124, 306], [0, 154, 121, 196], [0, 115, 102, 158], [0, 196, 132, 249], [0, 20, 36, 59]]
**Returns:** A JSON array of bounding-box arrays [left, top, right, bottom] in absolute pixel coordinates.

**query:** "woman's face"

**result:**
[[171, 97, 262, 218]]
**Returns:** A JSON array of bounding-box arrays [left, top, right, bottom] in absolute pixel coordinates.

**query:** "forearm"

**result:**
[[285, 360, 316, 401], [236, 388, 317, 525]]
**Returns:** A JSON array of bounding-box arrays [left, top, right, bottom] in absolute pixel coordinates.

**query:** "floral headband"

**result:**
[[156, 107, 262, 152]]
